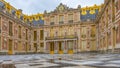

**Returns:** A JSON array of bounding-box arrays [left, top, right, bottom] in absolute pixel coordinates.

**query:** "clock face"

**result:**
[[59, 6, 64, 11]]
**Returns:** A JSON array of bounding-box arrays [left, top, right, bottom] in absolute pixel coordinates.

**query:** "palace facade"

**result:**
[[97, 0, 120, 53], [0, 0, 120, 54]]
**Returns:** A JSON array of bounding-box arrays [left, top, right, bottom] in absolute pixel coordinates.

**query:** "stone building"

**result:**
[[0, 0, 119, 55], [97, 0, 120, 53]]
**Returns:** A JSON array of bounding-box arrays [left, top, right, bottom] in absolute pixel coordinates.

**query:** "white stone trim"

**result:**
[[108, 45, 112, 49], [115, 43, 120, 48], [115, 16, 120, 23]]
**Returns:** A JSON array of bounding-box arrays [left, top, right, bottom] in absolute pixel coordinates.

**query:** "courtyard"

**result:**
[[0, 0, 120, 68], [0, 53, 120, 68]]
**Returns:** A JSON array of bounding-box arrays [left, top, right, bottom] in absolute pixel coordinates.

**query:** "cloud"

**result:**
[[4, 0, 104, 15]]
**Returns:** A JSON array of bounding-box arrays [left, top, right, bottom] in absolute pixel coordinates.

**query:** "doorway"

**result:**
[[8, 39, 13, 55], [50, 42, 54, 54], [59, 41, 63, 54]]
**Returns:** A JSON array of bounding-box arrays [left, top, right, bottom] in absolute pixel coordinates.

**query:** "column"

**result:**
[[64, 40, 67, 53], [112, 27, 117, 52], [106, 33, 108, 52]]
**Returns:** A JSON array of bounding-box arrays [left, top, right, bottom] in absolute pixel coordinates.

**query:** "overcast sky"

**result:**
[[5, 0, 104, 15]]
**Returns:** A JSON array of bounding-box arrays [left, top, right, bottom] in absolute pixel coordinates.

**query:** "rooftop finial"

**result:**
[[77, 5, 81, 9], [60, 3, 63, 5]]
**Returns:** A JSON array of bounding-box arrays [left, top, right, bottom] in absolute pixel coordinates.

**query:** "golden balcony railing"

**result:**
[[46, 35, 77, 40]]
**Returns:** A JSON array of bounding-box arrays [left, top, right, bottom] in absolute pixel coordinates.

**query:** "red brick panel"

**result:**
[[2, 37, 8, 50]]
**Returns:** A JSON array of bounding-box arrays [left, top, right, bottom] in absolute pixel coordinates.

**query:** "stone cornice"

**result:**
[[0, 8, 31, 29], [31, 21, 95, 29], [95, 0, 110, 23]]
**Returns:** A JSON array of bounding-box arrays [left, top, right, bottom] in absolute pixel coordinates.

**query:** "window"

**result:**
[[91, 25, 96, 37], [50, 29, 54, 37], [50, 16, 54, 25], [59, 15, 64, 24], [0, 17, 1, 33], [0, 37, 1, 47], [47, 32, 49, 37], [55, 31, 58, 37], [18, 26, 21, 38], [34, 31, 37, 41], [106, 9, 108, 27], [65, 31, 67, 36], [50, 22, 54, 25], [9, 21, 13, 36], [40, 43, 44, 47], [81, 27, 87, 38], [112, 0, 115, 21], [115, 0, 119, 12], [68, 14, 73, 23], [50, 16, 54, 22], [40, 30, 44, 40], [26, 29, 28, 40], [74, 32, 77, 36], [68, 14, 73, 20]]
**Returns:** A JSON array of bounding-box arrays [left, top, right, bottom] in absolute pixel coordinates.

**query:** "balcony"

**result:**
[[46, 35, 77, 40], [68, 20, 73, 24], [9, 32, 13, 36], [59, 21, 64, 24], [50, 22, 54, 25], [91, 34, 96, 37], [81, 35, 86, 38]]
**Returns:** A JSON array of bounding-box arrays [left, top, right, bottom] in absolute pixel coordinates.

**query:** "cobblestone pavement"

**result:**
[[0, 54, 120, 68]]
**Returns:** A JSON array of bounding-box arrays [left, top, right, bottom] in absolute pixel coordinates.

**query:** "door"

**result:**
[[8, 39, 13, 55], [50, 42, 54, 54], [34, 43, 37, 53], [112, 28, 116, 51], [68, 41, 73, 54], [59, 42, 63, 54]]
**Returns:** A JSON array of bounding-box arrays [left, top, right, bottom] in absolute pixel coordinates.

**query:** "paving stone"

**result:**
[[0, 54, 120, 68]]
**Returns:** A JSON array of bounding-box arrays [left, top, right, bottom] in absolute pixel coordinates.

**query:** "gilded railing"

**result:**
[[46, 35, 77, 40]]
